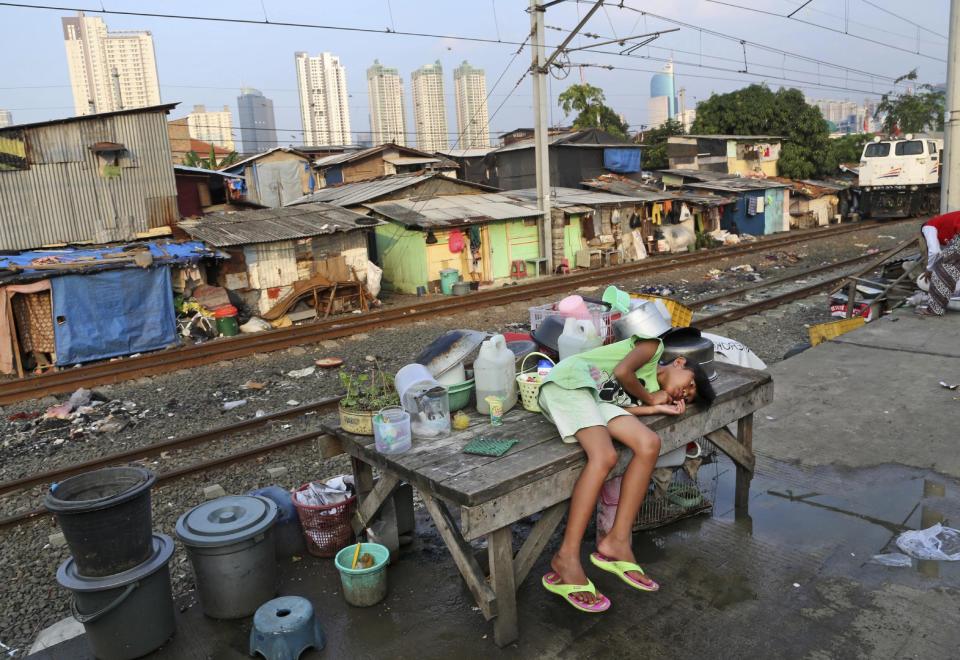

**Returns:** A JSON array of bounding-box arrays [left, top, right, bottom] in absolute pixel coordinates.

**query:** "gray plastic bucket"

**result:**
[[57, 533, 176, 660]]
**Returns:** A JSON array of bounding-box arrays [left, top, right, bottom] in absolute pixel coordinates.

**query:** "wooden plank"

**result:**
[[488, 526, 519, 647], [704, 427, 755, 472], [351, 473, 401, 534], [351, 457, 374, 505], [513, 502, 567, 586], [828, 236, 919, 296], [420, 491, 497, 620], [735, 413, 754, 512]]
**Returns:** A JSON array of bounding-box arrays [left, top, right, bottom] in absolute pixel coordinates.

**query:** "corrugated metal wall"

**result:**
[[0, 110, 178, 250]]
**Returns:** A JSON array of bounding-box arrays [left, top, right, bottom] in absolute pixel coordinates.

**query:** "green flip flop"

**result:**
[[542, 572, 611, 613], [590, 552, 660, 592]]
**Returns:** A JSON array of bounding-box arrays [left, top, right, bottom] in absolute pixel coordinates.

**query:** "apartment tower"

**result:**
[[62, 12, 161, 115], [186, 104, 235, 151], [0, 110, 12, 128], [367, 60, 407, 146], [648, 61, 677, 129], [453, 61, 490, 148], [295, 52, 352, 146], [411, 61, 449, 152], [237, 88, 278, 153]]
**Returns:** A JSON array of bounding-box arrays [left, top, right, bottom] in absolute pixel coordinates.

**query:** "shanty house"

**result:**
[[314, 143, 458, 187], [286, 172, 494, 210], [174, 165, 251, 218], [219, 147, 315, 208], [0, 103, 180, 251], [484, 128, 643, 190], [770, 178, 844, 228], [180, 203, 380, 315], [364, 193, 544, 294], [436, 147, 497, 183], [667, 135, 782, 177]]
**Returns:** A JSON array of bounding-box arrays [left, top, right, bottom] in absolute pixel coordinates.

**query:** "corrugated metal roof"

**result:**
[[365, 193, 541, 229], [674, 134, 784, 141], [494, 128, 644, 153], [286, 173, 434, 207], [313, 143, 456, 169], [685, 178, 790, 193], [179, 202, 381, 247], [221, 147, 310, 172], [1, 103, 179, 131], [437, 147, 496, 158], [500, 187, 649, 207], [174, 164, 245, 179], [581, 176, 736, 206], [383, 155, 441, 166], [657, 168, 738, 181]]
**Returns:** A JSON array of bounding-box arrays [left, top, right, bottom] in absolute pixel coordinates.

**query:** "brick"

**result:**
[[202, 484, 226, 500]]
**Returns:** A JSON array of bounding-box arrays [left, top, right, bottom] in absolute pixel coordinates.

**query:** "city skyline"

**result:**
[[367, 60, 407, 146], [186, 104, 234, 151], [412, 60, 449, 152], [295, 51, 352, 146], [237, 87, 278, 153], [453, 61, 491, 149]]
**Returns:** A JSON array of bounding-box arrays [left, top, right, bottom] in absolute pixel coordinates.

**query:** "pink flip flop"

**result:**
[[542, 571, 611, 613]]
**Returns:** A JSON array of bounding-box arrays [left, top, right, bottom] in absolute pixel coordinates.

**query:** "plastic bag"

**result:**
[[869, 553, 913, 567], [448, 229, 465, 253], [896, 524, 960, 561], [366, 261, 383, 298]]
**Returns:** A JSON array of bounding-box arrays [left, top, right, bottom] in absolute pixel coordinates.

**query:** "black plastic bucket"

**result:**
[[45, 466, 156, 577]]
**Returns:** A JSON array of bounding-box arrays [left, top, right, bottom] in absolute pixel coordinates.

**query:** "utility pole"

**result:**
[[942, 0, 960, 213]]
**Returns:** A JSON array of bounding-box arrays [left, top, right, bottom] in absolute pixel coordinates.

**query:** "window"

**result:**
[[895, 140, 924, 156], [928, 141, 938, 154], [863, 142, 890, 157]]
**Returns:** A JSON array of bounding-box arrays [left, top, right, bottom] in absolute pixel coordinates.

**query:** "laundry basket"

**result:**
[[516, 352, 554, 413], [291, 484, 356, 557]]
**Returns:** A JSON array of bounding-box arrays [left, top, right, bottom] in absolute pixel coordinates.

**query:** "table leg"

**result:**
[[735, 413, 754, 513], [488, 526, 518, 647]]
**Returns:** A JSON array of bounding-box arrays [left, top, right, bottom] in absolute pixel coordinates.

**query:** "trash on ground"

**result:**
[[293, 475, 355, 507], [222, 399, 247, 411], [939, 381, 959, 390], [870, 553, 913, 567], [288, 366, 316, 378], [315, 357, 344, 369], [286, 400, 300, 406], [241, 380, 266, 390], [896, 524, 960, 561]]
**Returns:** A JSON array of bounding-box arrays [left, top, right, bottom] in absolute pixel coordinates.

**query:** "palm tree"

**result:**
[[183, 145, 240, 170]]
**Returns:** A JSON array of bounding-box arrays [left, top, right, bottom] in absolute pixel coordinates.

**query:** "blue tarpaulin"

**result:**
[[51, 267, 179, 366], [603, 148, 641, 173]]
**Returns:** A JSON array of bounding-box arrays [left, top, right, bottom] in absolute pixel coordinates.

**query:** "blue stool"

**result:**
[[249, 596, 325, 660]]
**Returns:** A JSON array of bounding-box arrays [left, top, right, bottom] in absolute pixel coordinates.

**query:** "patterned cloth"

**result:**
[[928, 235, 960, 315]]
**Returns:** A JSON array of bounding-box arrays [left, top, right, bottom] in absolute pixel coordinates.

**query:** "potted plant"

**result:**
[[338, 362, 400, 435]]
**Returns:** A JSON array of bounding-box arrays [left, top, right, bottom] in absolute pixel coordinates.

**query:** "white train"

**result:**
[[858, 135, 942, 218]]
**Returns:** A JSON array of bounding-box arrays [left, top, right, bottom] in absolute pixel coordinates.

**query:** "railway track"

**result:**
[[0, 248, 896, 531], [0, 218, 914, 406]]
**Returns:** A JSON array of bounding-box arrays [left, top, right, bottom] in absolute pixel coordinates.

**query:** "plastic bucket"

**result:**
[[44, 466, 156, 577], [394, 363, 438, 412], [373, 407, 412, 454], [217, 315, 239, 337], [439, 269, 460, 295], [57, 533, 176, 660], [334, 542, 390, 607]]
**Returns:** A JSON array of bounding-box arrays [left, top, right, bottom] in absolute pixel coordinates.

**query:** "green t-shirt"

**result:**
[[543, 336, 663, 406]]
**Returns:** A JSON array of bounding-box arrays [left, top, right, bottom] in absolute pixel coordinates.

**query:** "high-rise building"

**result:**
[[295, 51, 352, 146], [412, 61, 449, 151], [0, 109, 12, 128], [186, 104, 235, 151], [62, 12, 161, 115], [648, 61, 677, 129], [367, 60, 406, 146], [237, 88, 278, 154], [453, 61, 490, 149]]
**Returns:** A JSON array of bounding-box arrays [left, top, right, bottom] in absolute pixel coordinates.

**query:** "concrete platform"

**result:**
[[31, 310, 960, 660]]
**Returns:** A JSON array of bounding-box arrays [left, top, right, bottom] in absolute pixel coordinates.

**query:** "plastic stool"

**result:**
[[510, 260, 527, 279], [249, 596, 325, 660], [556, 258, 570, 275]]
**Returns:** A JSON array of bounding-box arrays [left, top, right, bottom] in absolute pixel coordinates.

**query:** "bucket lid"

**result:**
[[57, 533, 174, 592], [175, 495, 277, 548]]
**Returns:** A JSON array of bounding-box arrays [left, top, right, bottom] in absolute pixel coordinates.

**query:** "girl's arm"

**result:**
[[613, 339, 670, 405], [623, 400, 686, 417]]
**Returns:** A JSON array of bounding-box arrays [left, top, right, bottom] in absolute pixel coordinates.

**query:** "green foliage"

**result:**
[[557, 83, 629, 138], [183, 145, 240, 170], [691, 84, 831, 178], [639, 118, 685, 170], [824, 133, 874, 170], [338, 361, 399, 411], [875, 70, 945, 134]]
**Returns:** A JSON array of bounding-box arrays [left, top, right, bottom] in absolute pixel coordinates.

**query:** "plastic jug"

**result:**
[[474, 334, 517, 415], [558, 318, 602, 361]]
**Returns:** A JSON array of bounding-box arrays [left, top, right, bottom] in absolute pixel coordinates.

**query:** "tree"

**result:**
[[824, 133, 873, 171], [875, 70, 945, 135], [183, 145, 240, 170], [691, 84, 830, 179], [558, 83, 629, 138], [638, 118, 685, 170]]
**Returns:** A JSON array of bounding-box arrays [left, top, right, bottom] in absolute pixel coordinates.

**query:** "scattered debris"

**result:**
[[315, 357, 344, 369], [730, 264, 755, 273], [939, 381, 959, 391], [288, 366, 316, 379], [870, 553, 912, 567], [286, 400, 301, 407], [222, 400, 247, 411], [241, 380, 266, 390], [896, 524, 960, 561]]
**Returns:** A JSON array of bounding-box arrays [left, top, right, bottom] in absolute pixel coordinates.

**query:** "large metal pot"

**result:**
[[661, 327, 717, 381], [612, 300, 671, 341]]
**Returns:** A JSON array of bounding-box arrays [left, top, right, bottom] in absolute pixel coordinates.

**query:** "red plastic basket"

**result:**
[[291, 483, 357, 557]]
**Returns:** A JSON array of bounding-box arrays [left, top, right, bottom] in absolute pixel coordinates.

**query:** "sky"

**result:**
[[0, 0, 951, 145]]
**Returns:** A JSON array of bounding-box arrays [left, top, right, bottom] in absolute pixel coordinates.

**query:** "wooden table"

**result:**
[[327, 363, 772, 646]]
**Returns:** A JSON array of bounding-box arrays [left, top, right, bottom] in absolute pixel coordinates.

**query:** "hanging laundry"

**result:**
[[747, 197, 758, 216], [756, 196, 765, 213], [469, 225, 482, 250], [651, 203, 662, 225]]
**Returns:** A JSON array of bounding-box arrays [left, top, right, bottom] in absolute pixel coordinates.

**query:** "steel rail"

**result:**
[[0, 219, 912, 405]]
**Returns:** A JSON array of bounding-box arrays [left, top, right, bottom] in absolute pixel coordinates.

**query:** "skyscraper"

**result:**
[[453, 61, 490, 149], [367, 60, 407, 146], [62, 12, 161, 115], [237, 88, 278, 154], [295, 52, 352, 146], [648, 61, 677, 129], [412, 61, 449, 151], [0, 110, 12, 128], [186, 105, 234, 151]]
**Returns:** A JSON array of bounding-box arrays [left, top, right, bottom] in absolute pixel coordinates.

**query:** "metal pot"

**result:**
[[661, 327, 717, 381], [612, 300, 671, 341]]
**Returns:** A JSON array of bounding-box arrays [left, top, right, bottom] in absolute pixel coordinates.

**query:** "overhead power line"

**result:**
[[859, 0, 948, 40]]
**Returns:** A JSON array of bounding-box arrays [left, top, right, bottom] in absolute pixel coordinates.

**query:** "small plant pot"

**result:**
[[338, 405, 375, 436]]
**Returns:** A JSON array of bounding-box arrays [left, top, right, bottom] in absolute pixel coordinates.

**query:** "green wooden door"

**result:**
[[488, 222, 510, 279], [563, 215, 583, 267]]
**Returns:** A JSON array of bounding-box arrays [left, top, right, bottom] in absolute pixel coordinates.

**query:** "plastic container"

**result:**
[[557, 295, 591, 319], [175, 495, 278, 619], [291, 484, 355, 557], [334, 542, 390, 607], [452, 281, 471, 295], [247, 486, 306, 559], [446, 378, 475, 411], [57, 533, 175, 660], [529, 301, 621, 343], [214, 305, 240, 337], [516, 352, 555, 413], [602, 286, 632, 314], [44, 466, 156, 577], [558, 317, 603, 361], [439, 268, 460, 295], [410, 386, 450, 438], [395, 363, 439, 414], [435, 362, 466, 386], [474, 334, 518, 415], [373, 406, 412, 454]]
